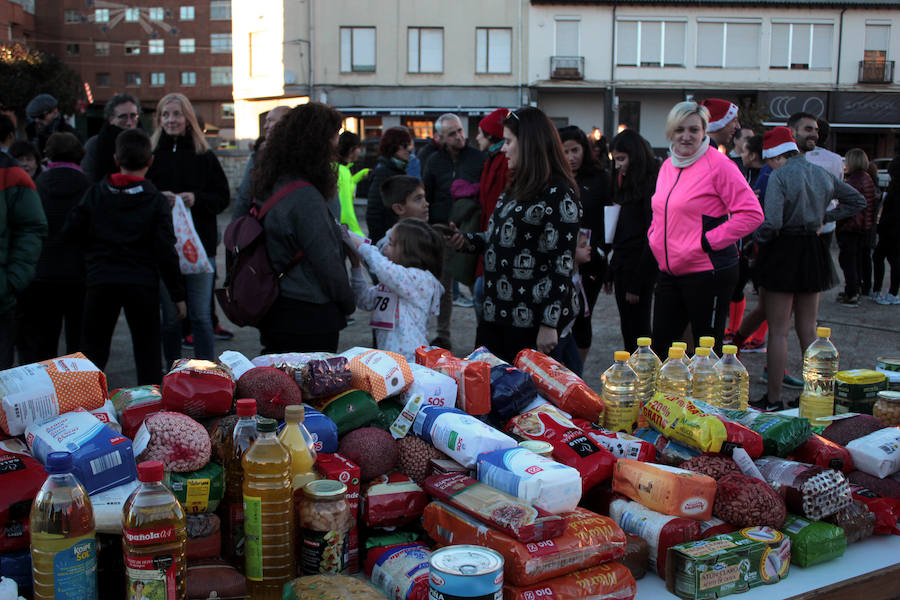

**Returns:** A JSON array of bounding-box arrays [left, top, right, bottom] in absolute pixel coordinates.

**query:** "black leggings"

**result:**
[[651, 266, 738, 356], [873, 236, 900, 296], [613, 268, 654, 353]]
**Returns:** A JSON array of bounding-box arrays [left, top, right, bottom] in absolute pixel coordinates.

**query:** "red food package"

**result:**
[[362, 473, 429, 528], [850, 484, 900, 535], [162, 359, 236, 418], [790, 433, 855, 474], [507, 404, 616, 491], [697, 517, 736, 538], [364, 542, 430, 600], [503, 561, 637, 600], [315, 452, 361, 573], [574, 419, 657, 462], [514, 349, 604, 422], [608, 498, 702, 577], [0, 519, 29, 553], [112, 385, 164, 439], [415, 346, 451, 368], [431, 355, 491, 415], [713, 416, 764, 459], [186, 559, 247, 600], [422, 502, 626, 587], [0, 439, 47, 526], [186, 514, 221, 561], [423, 473, 567, 542]]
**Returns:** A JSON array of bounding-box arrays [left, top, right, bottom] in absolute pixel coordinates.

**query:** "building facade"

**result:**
[[0, 0, 35, 45]]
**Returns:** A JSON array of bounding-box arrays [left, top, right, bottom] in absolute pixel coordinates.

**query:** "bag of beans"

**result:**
[[621, 534, 650, 580], [503, 561, 637, 600], [680, 455, 741, 480], [848, 469, 900, 499], [849, 484, 900, 535], [185, 513, 221, 560], [713, 473, 787, 529], [134, 411, 212, 473], [822, 414, 887, 446], [825, 500, 875, 543], [162, 359, 235, 418], [515, 349, 605, 422], [252, 352, 352, 399]]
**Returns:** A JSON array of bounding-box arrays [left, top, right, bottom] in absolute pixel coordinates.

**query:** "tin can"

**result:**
[[429, 545, 503, 600], [517, 440, 553, 457]]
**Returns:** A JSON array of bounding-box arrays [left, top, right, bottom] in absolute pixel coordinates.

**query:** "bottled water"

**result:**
[[715, 345, 749, 410], [800, 327, 840, 427], [656, 347, 692, 397], [602, 351, 640, 433], [690, 347, 719, 404]]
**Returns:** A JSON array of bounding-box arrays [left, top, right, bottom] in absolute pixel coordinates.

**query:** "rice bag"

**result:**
[[26, 411, 137, 495], [134, 411, 212, 473], [406, 363, 457, 408], [849, 484, 900, 534], [423, 472, 566, 542], [632, 428, 701, 465], [608, 498, 702, 577], [0, 352, 108, 435], [111, 385, 163, 439], [315, 389, 379, 435], [0, 439, 46, 526], [163, 462, 225, 513], [503, 561, 637, 600], [88, 400, 121, 433], [822, 414, 887, 446], [361, 473, 428, 528], [790, 433, 854, 473], [477, 447, 582, 514], [422, 502, 626, 586], [514, 349, 605, 422], [575, 420, 657, 462], [363, 542, 430, 600], [754, 456, 851, 520], [489, 365, 538, 424], [345, 349, 414, 402], [90, 480, 139, 534], [691, 402, 811, 457], [300, 404, 338, 453], [506, 403, 616, 491], [432, 354, 491, 415], [612, 459, 717, 521], [162, 359, 235, 418], [413, 405, 516, 468], [825, 499, 875, 543], [781, 514, 846, 566], [845, 426, 900, 478], [713, 473, 787, 529], [644, 395, 763, 457]]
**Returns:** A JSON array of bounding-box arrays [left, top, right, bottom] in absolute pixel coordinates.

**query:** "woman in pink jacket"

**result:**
[[648, 101, 764, 354]]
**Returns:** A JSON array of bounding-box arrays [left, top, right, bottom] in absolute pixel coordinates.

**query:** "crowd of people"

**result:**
[[0, 90, 896, 411]]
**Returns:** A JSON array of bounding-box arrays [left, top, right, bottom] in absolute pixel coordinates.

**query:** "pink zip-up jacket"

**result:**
[[649, 146, 763, 276]]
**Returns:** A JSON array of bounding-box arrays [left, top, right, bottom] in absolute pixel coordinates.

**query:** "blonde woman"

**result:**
[[146, 93, 230, 364]]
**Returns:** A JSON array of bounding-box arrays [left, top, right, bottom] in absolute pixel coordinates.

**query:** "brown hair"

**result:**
[[844, 148, 869, 174], [381, 175, 423, 209], [503, 107, 577, 202], [44, 132, 84, 164], [389, 218, 443, 278], [151, 93, 208, 153]]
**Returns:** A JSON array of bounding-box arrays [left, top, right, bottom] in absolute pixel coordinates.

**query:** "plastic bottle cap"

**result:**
[[236, 398, 257, 417], [669, 347, 684, 359], [673, 342, 687, 350], [696, 347, 710, 357], [615, 351, 630, 361], [722, 345, 738, 354], [256, 417, 277, 433], [699, 336, 715, 348], [45, 451, 73, 474], [284, 405, 305, 422], [137, 460, 164, 483], [637, 337, 652, 347], [817, 326, 831, 338]]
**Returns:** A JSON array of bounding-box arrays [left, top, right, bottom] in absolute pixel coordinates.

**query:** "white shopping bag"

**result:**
[[171, 196, 213, 274], [604, 204, 621, 244]]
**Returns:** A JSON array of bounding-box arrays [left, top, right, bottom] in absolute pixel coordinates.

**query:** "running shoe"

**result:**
[[876, 293, 900, 305], [453, 296, 474, 308], [741, 338, 767, 353], [182, 335, 194, 349], [837, 294, 859, 307], [214, 324, 234, 340], [723, 329, 735, 344], [782, 373, 804, 389]]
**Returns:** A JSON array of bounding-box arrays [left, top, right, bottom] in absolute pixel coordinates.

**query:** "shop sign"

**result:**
[[758, 91, 827, 122], [832, 92, 900, 124]]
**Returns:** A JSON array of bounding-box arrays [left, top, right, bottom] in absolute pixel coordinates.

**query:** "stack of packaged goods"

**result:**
[[0, 331, 898, 600]]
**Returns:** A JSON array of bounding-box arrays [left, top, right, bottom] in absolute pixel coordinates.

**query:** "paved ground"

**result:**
[[101, 208, 900, 404]]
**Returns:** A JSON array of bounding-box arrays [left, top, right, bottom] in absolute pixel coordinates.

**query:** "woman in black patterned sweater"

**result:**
[[448, 107, 581, 362]]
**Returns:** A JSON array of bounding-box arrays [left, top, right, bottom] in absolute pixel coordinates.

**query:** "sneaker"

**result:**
[[214, 324, 234, 340], [182, 335, 194, 349], [741, 338, 767, 353], [837, 294, 859, 307], [453, 296, 474, 308], [876, 293, 900, 305], [749, 394, 782, 411], [782, 372, 804, 389], [723, 329, 735, 344]]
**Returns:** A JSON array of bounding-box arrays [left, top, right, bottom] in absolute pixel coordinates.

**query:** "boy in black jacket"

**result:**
[[65, 128, 186, 384]]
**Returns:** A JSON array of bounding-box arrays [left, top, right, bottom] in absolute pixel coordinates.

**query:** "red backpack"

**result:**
[[215, 181, 308, 327]]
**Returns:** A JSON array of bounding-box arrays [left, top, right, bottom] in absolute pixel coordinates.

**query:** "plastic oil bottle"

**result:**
[[696, 336, 719, 363], [715, 345, 749, 410], [656, 347, 692, 397], [278, 404, 318, 573], [122, 460, 187, 600], [690, 347, 719, 404], [672, 342, 691, 366], [30, 451, 98, 600], [601, 351, 640, 433], [630, 337, 661, 429], [225, 398, 258, 567], [243, 417, 295, 599], [800, 327, 840, 427]]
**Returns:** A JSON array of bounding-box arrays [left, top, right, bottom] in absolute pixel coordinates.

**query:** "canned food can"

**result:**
[[517, 440, 553, 457], [429, 545, 503, 600]]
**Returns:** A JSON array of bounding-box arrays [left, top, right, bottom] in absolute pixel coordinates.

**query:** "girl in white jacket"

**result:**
[[346, 219, 444, 360]]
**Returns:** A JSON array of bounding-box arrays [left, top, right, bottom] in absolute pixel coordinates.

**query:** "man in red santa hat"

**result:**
[[701, 98, 740, 154]]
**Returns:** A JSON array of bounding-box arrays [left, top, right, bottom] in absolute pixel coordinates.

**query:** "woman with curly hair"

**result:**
[[366, 126, 413, 244], [252, 102, 356, 352]]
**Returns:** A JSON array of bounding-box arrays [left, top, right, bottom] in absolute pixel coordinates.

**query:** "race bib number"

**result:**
[[370, 286, 399, 331]]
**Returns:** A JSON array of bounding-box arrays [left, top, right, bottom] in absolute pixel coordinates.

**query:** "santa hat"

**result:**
[[479, 108, 507, 140], [701, 98, 738, 132], [762, 127, 799, 159]]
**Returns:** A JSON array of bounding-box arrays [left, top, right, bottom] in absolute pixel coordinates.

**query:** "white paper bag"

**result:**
[[171, 196, 213, 274], [604, 204, 621, 244]]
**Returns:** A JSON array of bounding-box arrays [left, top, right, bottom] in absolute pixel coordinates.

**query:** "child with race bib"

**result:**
[[345, 218, 444, 360]]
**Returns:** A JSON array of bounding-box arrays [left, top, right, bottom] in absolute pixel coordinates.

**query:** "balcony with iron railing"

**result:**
[[550, 56, 584, 80], [858, 60, 894, 84]]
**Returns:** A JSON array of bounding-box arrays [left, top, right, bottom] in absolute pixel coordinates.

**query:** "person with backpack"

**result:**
[[248, 103, 356, 353]]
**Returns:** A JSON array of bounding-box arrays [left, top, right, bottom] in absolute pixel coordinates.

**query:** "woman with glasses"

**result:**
[[82, 93, 142, 183]]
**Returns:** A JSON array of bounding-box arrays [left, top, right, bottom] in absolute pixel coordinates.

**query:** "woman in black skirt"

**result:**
[[753, 127, 864, 410]]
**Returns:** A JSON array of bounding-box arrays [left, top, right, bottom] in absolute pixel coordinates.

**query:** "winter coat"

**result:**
[[839, 170, 879, 233], [609, 168, 659, 295], [423, 145, 486, 225], [366, 156, 406, 244], [34, 163, 90, 283], [337, 162, 369, 236]]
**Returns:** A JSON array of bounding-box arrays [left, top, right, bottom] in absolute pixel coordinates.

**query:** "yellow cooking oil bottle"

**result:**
[[630, 337, 661, 429], [672, 342, 691, 367], [715, 345, 749, 410], [243, 417, 295, 599], [697, 336, 719, 363], [224, 397, 258, 567], [657, 347, 692, 397], [602, 351, 640, 433], [690, 347, 719, 404], [800, 327, 840, 427], [30, 451, 98, 600]]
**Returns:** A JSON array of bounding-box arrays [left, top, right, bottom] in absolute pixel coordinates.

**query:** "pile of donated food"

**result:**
[[1, 344, 899, 600]]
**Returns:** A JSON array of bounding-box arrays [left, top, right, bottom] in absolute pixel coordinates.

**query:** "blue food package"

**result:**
[[0, 548, 32, 596], [489, 365, 538, 424], [633, 427, 701, 465], [26, 411, 138, 495], [300, 404, 339, 453]]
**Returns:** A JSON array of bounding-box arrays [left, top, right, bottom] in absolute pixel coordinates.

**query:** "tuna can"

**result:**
[[429, 545, 503, 600], [517, 440, 553, 457]]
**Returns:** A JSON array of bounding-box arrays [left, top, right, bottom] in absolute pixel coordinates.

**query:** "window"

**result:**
[[697, 21, 761, 68], [210, 1, 231, 20], [555, 18, 580, 56], [476, 27, 512, 73], [151, 72, 166, 86], [616, 19, 685, 67], [181, 71, 197, 86], [408, 27, 443, 73], [180, 38, 196, 54], [95, 9, 109, 23], [149, 39, 164, 54], [125, 41, 141, 55], [211, 33, 232, 54], [125, 8, 140, 22], [96, 72, 111, 87], [95, 42, 110, 56], [770, 22, 833, 70], [126, 72, 142, 86], [149, 7, 164, 20], [65, 10, 80, 24], [340, 27, 376, 72], [180, 6, 195, 21], [222, 103, 236, 119], [66, 44, 79, 56], [211, 66, 233, 85], [865, 23, 890, 62]]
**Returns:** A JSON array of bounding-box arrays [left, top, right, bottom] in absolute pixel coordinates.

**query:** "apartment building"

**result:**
[[0, 0, 34, 44], [34, 1, 235, 139]]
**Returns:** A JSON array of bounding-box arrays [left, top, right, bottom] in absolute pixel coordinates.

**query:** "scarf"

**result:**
[[669, 136, 710, 169], [390, 156, 409, 171]]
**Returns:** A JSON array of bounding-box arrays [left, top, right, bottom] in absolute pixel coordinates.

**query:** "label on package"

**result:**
[[301, 526, 349, 574], [243, 495, 262, 580], [370, 543, 430, 599], [125, 552, 178, 600], [0, 363, 59, 434], [52, 537, 97, 599], [184, 478, 211, 512], [390, 393, 426, 439], [217, 350, 255, 380]]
